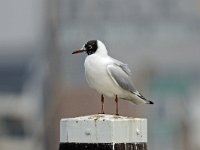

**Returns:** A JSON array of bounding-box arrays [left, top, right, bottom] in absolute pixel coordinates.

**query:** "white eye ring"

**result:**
[[88, 45, 92, 49]]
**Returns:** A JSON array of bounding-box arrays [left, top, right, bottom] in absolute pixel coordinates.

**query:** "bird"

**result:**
[[72, 40, 153, 115]]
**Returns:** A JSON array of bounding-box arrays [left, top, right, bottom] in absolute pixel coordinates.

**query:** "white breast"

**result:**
[[84, 54, 122, 98]]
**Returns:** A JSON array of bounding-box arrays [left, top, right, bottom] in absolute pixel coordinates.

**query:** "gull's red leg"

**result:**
[[101, 94, 105, 114], [115, 95, 119, 115]]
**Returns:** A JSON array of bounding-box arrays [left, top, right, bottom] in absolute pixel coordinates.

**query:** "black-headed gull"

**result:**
[[72, 40, 153, 115]]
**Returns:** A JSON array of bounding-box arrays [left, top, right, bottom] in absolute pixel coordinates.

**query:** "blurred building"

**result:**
[[0, 60, 47, 150], [0, 0, 49, 150]]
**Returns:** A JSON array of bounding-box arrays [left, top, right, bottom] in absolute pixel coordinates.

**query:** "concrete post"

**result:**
[[59, 114, 147, 150]]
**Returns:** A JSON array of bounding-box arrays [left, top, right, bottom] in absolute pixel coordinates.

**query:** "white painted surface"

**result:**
[[60, 114, 147, 143]]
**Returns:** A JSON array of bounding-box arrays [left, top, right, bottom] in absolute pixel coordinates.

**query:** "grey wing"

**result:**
[[106, 64, 136, 93], [111, 58, 132, 76]]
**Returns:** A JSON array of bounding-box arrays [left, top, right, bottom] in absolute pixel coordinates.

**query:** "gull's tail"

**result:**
[[128, 91, 154, 104]]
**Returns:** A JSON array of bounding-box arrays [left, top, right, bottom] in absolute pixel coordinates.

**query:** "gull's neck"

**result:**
[[95, 40, 108, 56]]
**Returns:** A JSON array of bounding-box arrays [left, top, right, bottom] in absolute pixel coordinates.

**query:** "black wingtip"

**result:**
[[148, 100, 154, 104], [133, 92, 154, 104]]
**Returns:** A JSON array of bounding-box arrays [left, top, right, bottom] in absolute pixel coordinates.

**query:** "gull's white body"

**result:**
[[84, 40, 148, 104], [85, 53, 122, 97]]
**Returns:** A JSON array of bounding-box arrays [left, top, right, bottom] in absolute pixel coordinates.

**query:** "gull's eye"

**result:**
[[88, 45, 92, 49]]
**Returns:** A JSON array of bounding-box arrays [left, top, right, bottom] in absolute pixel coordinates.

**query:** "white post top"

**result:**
[[60, 114, 147, 143]]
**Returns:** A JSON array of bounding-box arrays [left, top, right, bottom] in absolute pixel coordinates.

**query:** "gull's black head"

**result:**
[[72, 40, 107, 55], [84, 40, 98, 55]]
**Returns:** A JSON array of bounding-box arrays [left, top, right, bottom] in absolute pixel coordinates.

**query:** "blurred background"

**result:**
[[0, 0, 200, 150]]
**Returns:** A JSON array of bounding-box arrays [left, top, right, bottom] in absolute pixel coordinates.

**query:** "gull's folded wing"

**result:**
[[106, 63, 136, 93]]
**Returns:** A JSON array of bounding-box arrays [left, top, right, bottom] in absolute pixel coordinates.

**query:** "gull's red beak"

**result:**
[[72, 49, 86, 54]]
